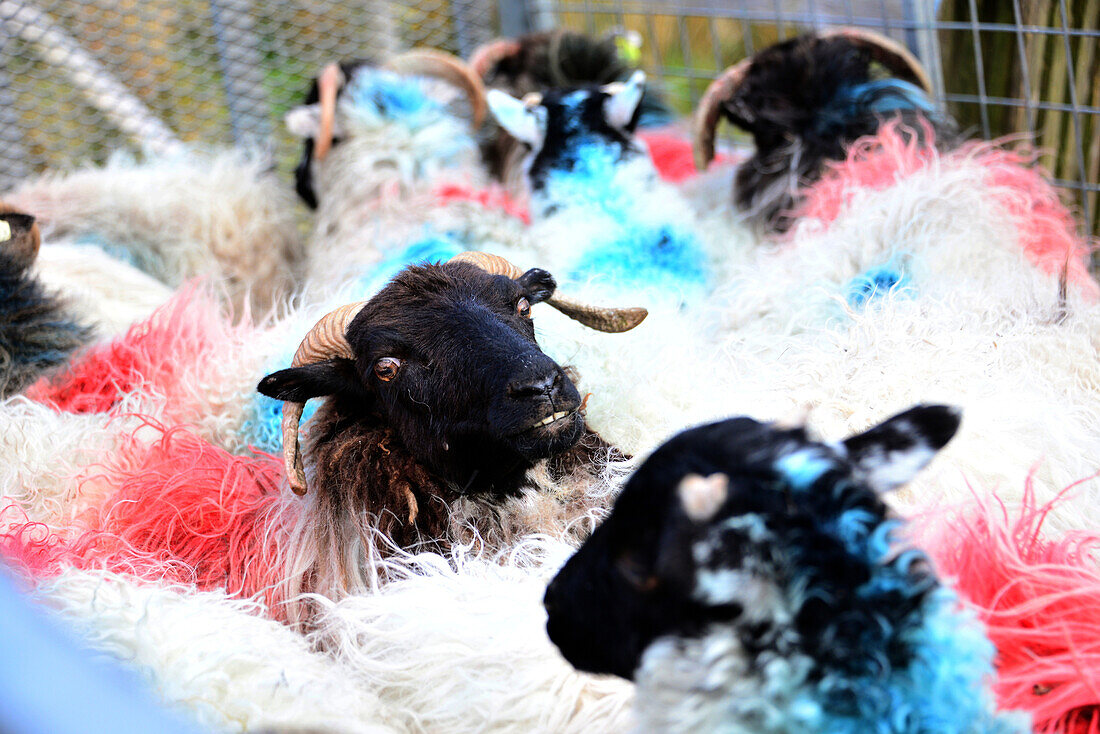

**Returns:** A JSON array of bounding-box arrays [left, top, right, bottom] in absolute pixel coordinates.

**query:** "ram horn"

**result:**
[[0, 204, 42, 268], [384, 49, 488, 126], [468, 37, 523, 79], [692, 29, 933, 172], [692, 58, 750, 171], [448, 251, 648, 333], [281, 300, 369, 495], [820, 28, 933, 95], [314, 62, 346, 162]]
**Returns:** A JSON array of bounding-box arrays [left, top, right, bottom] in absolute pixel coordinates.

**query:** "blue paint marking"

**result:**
[[346, 70, 445, 124], [351, 235, 466, 301], [568, 224, 708, 293], [775, 448, 836, 490], [538, 141, 710, 293], [816, 79, 935, 138], [846, 263, 913, 308]]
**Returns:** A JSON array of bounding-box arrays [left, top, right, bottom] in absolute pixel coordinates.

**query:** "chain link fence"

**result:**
[[2, 0, 1097, 241], [1, 0, 495, 188]]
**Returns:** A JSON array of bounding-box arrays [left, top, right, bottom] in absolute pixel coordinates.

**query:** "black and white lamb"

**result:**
[[545, 405, 1030, 733]]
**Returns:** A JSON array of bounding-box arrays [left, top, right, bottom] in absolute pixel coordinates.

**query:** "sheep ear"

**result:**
[[516, 268, 556, 305], [603, 70, 646, 130], [285, 104, 346, 139], [487, 89, 546, 148], [842, 405, 961, 493], [257, 361, 360, 402]]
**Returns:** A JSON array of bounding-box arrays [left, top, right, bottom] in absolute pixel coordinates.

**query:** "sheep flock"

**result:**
[[2, 27, 1099, 734]]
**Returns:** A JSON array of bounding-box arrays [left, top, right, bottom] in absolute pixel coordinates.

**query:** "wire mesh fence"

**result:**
[[2, 0, 1097, 241], [0, 0, 495, 188], [542, 0, 1100, 242]]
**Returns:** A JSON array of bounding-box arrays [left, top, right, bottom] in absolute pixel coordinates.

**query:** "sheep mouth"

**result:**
[[528, 410, 575, 431]]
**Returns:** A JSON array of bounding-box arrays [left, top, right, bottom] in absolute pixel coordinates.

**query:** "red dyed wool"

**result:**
[[0, 419, 289, 608], [432, 183, 531, 224], [638, 130, 734, 183], [796, 121, 1097, 296], [915, 476, 1100, 733], [26, 285, 245, 417]]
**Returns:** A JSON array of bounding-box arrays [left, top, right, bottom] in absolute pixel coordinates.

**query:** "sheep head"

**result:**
[[288, 50, 487, 208], [0, 203, 42, 271], [258, 252, 646, 495], [486, 71, 650, 207], [693, 29, 941, 232], [544, 404, 961, 681]]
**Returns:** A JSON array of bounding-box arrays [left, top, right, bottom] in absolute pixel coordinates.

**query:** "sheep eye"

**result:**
[[516, 297, 531, 318], [373, 357, 401, 382]]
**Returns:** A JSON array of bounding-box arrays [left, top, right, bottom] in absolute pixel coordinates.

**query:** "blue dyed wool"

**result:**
[[845, 264, 914, 309], [345, 71, 449, 129], [536, 140, 709, 295], [351, 235, 466, 300], [816, 79, 935, 140], [767, 463, 1029, 733]]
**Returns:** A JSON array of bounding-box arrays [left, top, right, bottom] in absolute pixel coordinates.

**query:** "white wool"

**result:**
[[0, 397, 135, 524], [530, 151, 1100, 534], [6, 149, 305, 316], [33, 568, 396, 733], [311, 538, 633, 733], [33, 242, 173, 338]]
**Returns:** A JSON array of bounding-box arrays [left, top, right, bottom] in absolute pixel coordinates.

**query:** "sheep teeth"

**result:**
[[534, 411, 571, 428]]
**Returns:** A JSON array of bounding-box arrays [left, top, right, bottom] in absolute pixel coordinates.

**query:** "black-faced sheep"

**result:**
[[545, 405, 1030, 732], [254, 252, 644, 600], [0, 204, 90, 397], [285, 51, 530, 288], [485, 73, 717, 298], [694, 29, 957, 233], [469, 29, 670, 184]]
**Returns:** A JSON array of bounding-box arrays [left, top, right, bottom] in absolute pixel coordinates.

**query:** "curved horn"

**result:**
[[448, 251, 648, 333], [384, 49, 488, 126], [692, 59, 750, 171], [281, 300, 368, 495], [468, 37, 522, 79], [821, 28, 933, 94], [314, 62, 345, 162]]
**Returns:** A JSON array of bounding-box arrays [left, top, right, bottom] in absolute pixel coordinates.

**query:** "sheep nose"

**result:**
[[506, 372, 557, 401]]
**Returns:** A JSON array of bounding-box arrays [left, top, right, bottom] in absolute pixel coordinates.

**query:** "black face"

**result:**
[[526, 87, 644, 194], [721, 34, 946, 231], [544, 405, 960, 681], [258, 262, 585, 495]]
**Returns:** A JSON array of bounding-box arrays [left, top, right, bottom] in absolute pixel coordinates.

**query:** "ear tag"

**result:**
[[0, 220, 10, 243]]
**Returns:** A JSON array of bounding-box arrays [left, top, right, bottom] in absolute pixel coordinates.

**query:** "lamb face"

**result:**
[[545, 406, 1026, 732], [487, 72, 651, 216]]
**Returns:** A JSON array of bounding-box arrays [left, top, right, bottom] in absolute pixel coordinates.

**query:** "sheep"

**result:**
[[693, 29, 957, 233], [286, 51, 535, 289], [485, 72, 739, 301], [0, 204, 90, 397], [545, 405, 1030, 733], [6, 149, 304, 317], [468, 28, 672, 185], [10, 252, 645, 623]]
